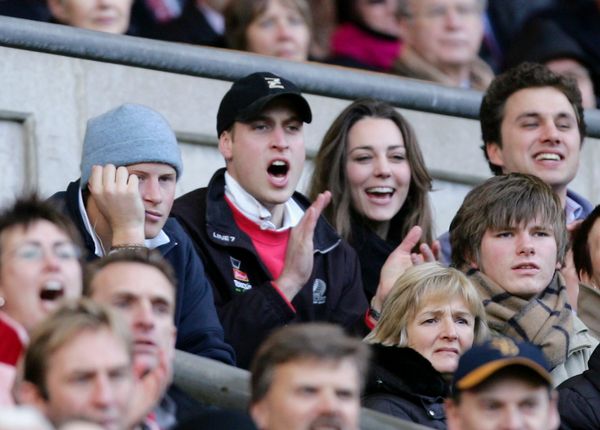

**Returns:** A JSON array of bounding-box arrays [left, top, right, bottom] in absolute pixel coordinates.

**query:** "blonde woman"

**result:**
[[364, 263, 488, 429]]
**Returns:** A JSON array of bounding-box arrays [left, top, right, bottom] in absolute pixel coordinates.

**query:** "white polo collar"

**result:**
[[224, 172, 304, 231]]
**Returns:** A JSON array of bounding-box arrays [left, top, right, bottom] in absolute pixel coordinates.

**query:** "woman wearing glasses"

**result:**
[[0, 197, 83, 406]]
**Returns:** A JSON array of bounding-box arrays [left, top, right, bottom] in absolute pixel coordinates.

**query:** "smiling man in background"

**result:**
[[393, 0, 493, 90]]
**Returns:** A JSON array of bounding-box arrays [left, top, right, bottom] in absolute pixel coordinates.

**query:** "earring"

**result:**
[[0, 296, 4, 308]]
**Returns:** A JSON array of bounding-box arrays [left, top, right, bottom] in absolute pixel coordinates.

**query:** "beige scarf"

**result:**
[[469, 270, 573, 368], [392, 46, 494, 91]]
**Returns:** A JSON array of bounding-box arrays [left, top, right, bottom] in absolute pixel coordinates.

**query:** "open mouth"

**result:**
[[39, 280, 65, 301], [267, 160, 289, 178], [365, 186, 395, 198], [535, 152, 562, 161]]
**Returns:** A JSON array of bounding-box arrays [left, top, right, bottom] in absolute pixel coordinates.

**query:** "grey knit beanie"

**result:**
[[80, 103, 183, 187]]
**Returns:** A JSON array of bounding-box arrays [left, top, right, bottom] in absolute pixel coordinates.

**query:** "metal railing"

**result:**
[[1, 15, 600, 136]]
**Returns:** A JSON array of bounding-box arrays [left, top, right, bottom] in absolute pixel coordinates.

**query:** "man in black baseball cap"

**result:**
[[172, 72, 368, 369], [445, 338, 559, 430], [216, 72, 312, 136]]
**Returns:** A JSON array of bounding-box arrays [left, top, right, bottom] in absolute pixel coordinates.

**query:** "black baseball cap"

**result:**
[[452, 338, 552, 393], [216, 72, 312, 136]]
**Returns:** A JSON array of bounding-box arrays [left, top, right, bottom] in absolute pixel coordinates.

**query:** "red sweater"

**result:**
[[0, 313, 26, 366], [226, 198, 295, 311]]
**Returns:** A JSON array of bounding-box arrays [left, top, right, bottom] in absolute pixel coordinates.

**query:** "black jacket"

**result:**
[[149, 0, 225, 47], [49, 180, 236, 365], [558, 344, 600, 430], [348, 215, 401, 302], [363, 344, 448, 429], [171, 169, 368, 368]]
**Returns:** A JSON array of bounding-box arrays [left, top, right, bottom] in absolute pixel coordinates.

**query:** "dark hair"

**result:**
[[224, 0, 312, 51], [0, 195, 84, 260], [572, 205, 600, 282], [480, 62, 585, 175], [450, 173, 567, 270], [308, 98, 433, 247], [83, 248, 177, 297], [250, 323, 370, 403], [335, 0, 363, 24], [23, 299, 132, 398]]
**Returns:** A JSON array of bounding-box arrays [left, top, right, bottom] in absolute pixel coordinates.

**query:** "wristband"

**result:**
[[108, 244, 148, 255], [369, 306, 381, 321]]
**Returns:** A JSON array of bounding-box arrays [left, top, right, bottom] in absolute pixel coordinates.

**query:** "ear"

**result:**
[[16, 381, 49, 414], [397, 17, 412, 43], [485, 142, 505, 169], [249, 400, 269, 430], [218, 130, 234, 162], [168, 326, 177, 360], [466, 250, 479, 270], [47, 0, 69, 23], [580, 271, 593, 285]]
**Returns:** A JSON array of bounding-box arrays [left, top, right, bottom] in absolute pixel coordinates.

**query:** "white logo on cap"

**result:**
[[265, 77, 284, 89]]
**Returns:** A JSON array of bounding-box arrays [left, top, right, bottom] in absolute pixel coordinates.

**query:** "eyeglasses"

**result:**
[[409, 3, 481, 20], [8, 242, 81, 262], [363, 0, 394, 6]]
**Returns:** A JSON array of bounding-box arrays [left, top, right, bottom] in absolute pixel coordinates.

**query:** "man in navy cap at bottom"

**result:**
[[445, 338, 560, 430]]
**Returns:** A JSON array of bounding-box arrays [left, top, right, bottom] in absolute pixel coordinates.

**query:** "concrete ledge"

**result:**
[[173, 350, 430, 430]]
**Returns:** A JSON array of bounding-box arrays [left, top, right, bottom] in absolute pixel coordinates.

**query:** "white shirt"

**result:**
[[224, 172, 304, 231], [565, 195, 583, 225]]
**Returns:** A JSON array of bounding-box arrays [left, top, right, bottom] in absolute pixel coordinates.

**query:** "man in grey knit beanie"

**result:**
[[78, 103, 183, 250], [49, 103, 236, 370]]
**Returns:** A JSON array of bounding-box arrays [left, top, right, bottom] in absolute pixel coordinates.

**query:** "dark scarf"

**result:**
[[470, 270, 573, 368], [349, 216, 397, 301]]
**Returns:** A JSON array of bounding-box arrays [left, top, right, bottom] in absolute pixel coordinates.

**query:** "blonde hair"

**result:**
[[365, 262, 488, 346]]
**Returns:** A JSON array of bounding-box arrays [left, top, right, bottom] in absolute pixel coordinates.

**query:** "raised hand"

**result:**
[[372, 225, 440, 313], [275, 191, 332, 301], [87, 164, 146, 247], [410, 239, 441, 265], [127, 350, 171, 429]]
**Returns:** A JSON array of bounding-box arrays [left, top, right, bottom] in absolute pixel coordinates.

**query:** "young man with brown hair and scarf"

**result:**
[[449, 173, 597, 385]]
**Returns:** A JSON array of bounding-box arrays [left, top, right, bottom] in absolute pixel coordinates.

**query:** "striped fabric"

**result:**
[[469, 270, 573, 369]]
